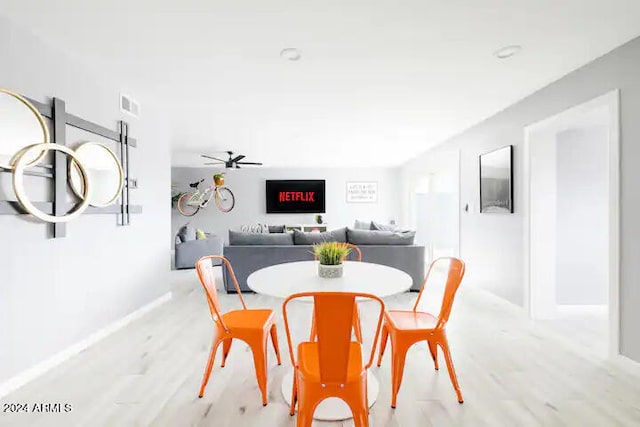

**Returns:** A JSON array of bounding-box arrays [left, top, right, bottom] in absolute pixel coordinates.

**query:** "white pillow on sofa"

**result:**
[[240, 223, 269, 234]]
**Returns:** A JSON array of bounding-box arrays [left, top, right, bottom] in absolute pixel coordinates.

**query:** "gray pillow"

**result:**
[[353, 220, 372, 230], [177, 224, 196, 243], [268, 225, 286, 233], [293, 227, 347, 245], [370, 221, 398, 232], [347, 228, 416, 245], [229, 230, 294, 245]]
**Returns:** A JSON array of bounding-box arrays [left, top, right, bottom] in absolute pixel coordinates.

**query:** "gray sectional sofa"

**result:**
[[174, 224, 223, 269], [222, 226, 425, 293]]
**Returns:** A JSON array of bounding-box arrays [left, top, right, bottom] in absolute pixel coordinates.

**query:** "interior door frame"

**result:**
[[522, 90, 620, 358]]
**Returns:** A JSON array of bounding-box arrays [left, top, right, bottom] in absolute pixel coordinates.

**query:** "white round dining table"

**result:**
[[247, 260, 412, 421]]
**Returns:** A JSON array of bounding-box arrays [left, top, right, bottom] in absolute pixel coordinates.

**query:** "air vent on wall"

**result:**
[[120, 93, 140, 118]]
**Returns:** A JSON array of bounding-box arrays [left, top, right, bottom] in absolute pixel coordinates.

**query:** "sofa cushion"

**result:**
[[354, 220, 372, 230], [347, 228, 416, 245], [268, 225, 286, 233], [177, 224, 196, 243], [370, 221, 398, 232], [229, 230, 294, 245], [293, 227, 347, 245]]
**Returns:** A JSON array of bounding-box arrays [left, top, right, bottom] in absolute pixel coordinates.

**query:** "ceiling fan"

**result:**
[[201, 151, 263, 169]]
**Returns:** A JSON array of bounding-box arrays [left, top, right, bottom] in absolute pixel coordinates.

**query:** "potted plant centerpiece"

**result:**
[[313, 242, 351, 279]]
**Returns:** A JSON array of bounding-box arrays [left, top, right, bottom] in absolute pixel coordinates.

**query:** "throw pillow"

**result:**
[[354, 219, 372, 230], [177, 224, 196, 243], [347, 228, 416, 245], [240, 223, 269, 234], [293, 227, 347, 245], [370, 221, 398, 232], [268, 225, 286, 233], [196, 229, 207, 240], [229, 230, 294, 245]]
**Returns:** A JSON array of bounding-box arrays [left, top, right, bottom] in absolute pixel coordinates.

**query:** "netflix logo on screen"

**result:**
[[278, 191, 315, 202], [266, 180, 326, 213]]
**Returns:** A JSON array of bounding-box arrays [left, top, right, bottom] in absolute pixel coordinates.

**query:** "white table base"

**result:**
[[281, 371, 379, 421]]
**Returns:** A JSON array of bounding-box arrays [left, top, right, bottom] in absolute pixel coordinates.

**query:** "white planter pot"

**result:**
[[318, 263, 343, 279]]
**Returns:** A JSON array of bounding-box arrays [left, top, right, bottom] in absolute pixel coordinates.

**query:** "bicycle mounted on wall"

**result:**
[[177, 173, 235, 216]]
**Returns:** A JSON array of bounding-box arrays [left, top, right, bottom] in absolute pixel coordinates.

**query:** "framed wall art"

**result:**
[[479, 145, 513, 213]]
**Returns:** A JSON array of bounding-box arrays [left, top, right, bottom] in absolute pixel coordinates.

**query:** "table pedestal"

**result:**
[[281, 371, 379, 421]]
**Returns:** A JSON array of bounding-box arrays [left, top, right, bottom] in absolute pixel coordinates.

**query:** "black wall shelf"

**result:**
[[0, 94, 142, 238]]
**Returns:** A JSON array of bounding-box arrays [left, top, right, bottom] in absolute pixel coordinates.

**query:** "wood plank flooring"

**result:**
[[1, 268, 640, 426]]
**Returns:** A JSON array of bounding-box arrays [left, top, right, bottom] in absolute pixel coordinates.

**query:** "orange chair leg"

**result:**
[[270, 324, 282, 365], [427, 340, 439, 370], [249, 335, 269, 406], [390, 339, 410, 409], [439, 338, 463, 403], [377, 324, 389, 367], [348, 403, 369, 427], [289, 370, 298, 416], [199, 338, 222, 398], [343, 378, 370, 427], [352, 304, 363, 343], [295, 391, 318, 427], [221, 338, 233, 367]]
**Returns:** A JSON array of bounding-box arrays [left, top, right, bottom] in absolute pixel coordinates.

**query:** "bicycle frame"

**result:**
[[187, 186, 214, 207]]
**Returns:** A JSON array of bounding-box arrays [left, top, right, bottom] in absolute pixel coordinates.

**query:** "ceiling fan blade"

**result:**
[[231, 155, 246, 163], [204, 162, 225, 165], [236, 161, 263, 165], [201, 154, 226, 162]]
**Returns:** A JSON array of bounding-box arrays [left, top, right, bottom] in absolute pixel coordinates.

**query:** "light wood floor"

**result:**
[[2, 268, 640, 427]]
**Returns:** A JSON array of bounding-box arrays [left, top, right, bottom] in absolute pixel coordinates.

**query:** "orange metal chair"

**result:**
[[377, 257, 466, 407], [283, 292, 385, 427], [195, 255, 282, 405], [311, 243, 363, 342]]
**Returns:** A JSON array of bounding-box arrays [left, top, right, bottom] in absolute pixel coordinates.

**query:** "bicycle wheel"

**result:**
[[215, 187, 235, 212], [177, 192, 200, 217]]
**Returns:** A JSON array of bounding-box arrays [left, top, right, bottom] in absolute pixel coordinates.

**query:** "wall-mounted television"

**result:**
[[266, 180, 326, 213]]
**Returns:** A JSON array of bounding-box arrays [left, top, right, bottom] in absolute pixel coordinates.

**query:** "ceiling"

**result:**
[[2, 1, 640, 168]]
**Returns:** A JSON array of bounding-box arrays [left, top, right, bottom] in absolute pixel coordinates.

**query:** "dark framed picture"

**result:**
[[479, 145, 513, 213]]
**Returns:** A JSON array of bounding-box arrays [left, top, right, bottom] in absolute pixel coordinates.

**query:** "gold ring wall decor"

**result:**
[[12, 143, 91, 223], [0, 88, 50, 169], [68, 142, 124, 207]]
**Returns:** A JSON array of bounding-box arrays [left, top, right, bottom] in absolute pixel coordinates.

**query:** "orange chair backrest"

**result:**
[[313, 243, 362, 262], [413, 257, 466, 328], [195, 256, 247, 332], [343, 243, 362, 262], [282, 292, 384, 385]]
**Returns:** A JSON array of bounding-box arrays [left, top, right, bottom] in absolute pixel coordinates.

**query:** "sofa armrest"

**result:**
[[175, 237, 223, 269]]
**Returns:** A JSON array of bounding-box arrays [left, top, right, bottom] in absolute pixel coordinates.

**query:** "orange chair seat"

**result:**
[[221, 309, 275, 330], [384, 310, 438, 330], [297, 342, 364, 382]]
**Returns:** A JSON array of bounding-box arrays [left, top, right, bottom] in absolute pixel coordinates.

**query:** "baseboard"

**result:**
[[0, 292, 172, 399], [614, 354, 640, 374]]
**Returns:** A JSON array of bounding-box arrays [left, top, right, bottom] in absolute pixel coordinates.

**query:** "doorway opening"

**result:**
[[411, 150, 461, 264], [524, 91, 619, 358]]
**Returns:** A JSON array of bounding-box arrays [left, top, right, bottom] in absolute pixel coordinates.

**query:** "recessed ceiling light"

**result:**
[[494, 45, 522, 59], [280, 48, 302, 61]]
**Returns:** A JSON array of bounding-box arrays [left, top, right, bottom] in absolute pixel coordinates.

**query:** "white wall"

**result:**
[[400, 35, 640, 362], [171, 167, 400, 244], [0, 17, 171, 385], [556, 126, 609, 305]]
